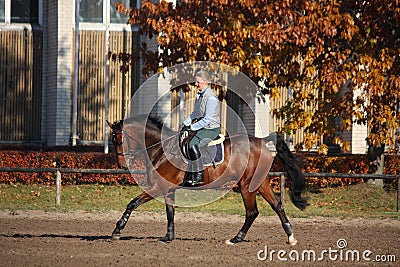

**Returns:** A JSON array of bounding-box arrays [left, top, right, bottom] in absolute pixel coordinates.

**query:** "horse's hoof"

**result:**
[[225, 239, 235, 245], [287, 235, 297, 246], [225, 238, 242, 245], [111, 233, 121, 240], [226, 234, 244, 245], [158, 236, 172, 243]]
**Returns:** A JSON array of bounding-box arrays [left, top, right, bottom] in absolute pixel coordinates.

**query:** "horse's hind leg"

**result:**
[[258, 181, 297, 245], [112, 185, 161, 240], [226, 187, 259, 245]]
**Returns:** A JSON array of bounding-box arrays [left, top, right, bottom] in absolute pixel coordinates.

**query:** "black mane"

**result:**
[[124, 114, 176, 134], [148, 116, 165, 130]]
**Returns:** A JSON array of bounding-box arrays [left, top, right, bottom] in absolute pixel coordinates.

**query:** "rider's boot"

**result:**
[[182, 144, 204, 187]]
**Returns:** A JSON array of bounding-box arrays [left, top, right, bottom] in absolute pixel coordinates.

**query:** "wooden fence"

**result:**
[[0, 29, 42, 141], [0, 29, 140, 143], [77, 30, 140, 142], [0, 167, 398, 212]]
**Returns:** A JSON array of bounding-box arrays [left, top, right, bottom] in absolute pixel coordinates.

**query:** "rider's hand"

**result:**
[[181, 124, 191, 132]]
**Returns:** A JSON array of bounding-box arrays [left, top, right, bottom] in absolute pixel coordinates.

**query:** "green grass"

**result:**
[[0, 183, 398, 219]]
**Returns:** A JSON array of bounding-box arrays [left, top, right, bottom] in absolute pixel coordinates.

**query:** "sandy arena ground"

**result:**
[[0, 210, 399, 266]]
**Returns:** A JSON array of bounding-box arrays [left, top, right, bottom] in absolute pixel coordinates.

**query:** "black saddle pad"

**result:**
[[200, 143, 224, 167]]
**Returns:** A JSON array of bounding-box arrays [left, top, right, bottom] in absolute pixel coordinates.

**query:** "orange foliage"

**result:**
[[0, 149, 398, 189], [110, 0, 399, 151], [0, 149, 144, 185]]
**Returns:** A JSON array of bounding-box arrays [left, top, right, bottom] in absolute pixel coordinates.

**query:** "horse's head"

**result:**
[[107, 119, 128, 169], [107, 115, 173, 169]]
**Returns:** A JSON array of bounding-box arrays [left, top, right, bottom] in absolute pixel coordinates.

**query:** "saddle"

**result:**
[[179, 128, 225, 168]]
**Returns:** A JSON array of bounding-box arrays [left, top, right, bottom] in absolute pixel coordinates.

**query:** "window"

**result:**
[[11, 0, 38, 23], [0, 0, 5, 22], [80, 0, 104, 23], [1, 0, 40, 24], [79, 0, 136, 24], [110, 0, 136, 24]]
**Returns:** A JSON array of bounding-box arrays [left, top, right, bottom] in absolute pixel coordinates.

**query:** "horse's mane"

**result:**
[[124, 114, 176, 135]]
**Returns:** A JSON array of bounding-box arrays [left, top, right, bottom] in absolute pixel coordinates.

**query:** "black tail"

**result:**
[[265, 133, 309, 210]]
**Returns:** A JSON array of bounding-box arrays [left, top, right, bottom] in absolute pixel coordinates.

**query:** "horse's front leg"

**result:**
[[112, 186, 161, 240], [159, 189, 176, 243], [226, 189, 259, 245]]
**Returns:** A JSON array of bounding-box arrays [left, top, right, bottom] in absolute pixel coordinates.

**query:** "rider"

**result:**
[[181, 70, 221, 186]]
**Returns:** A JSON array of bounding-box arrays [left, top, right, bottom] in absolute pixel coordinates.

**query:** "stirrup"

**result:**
[[182, 180, 204, 187], [182, 171, 204, 187]]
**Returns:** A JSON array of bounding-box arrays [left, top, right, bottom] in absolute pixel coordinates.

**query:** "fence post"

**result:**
[[55, 170, 61, 206], [280, 173, 285, 208], [398, 177, 400, 213]]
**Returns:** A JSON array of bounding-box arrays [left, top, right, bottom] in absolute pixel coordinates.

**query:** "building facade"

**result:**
[[1, 0, 140, 146], [2, 0, 387, 154]]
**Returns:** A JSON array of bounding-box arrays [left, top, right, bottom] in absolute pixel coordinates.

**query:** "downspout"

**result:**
[[286, 86, 292, 148], [71, 0, 80, 146], [104, 26, 110, 154]]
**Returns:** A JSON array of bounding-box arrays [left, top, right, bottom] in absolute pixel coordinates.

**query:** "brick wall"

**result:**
[[45, 0, 74, 145]]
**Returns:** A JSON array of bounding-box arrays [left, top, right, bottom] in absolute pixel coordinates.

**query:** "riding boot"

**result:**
[[189, 144, 204, 185], [182, 169, 194, 186], [182, 145, 204, 187]]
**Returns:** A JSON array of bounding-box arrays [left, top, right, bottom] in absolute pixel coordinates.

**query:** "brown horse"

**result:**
[[107, 115, 308, 245]]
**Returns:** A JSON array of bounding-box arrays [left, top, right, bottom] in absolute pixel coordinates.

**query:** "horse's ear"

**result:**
[[119, 119, 124, 126], [106, 120, 113, 128]]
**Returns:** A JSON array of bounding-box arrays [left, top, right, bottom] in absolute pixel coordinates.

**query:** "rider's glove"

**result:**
[[181, 124, 191, 132]]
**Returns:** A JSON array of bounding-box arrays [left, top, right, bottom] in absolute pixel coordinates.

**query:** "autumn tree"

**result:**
[[112, 0, 399, 156]]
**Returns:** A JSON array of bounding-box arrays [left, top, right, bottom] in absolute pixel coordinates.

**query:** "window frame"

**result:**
[[79, 0, 139, 30], [0, 0, 42, 26]]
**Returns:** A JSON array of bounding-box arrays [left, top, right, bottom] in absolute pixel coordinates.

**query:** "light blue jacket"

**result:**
[[183, 87, 220, 131]]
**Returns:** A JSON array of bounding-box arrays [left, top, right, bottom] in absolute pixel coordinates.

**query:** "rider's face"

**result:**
[[195, 77, 208, 90]]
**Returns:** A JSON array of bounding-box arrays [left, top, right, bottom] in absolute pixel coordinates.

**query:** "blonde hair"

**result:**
[[195, 70, 210, 82]]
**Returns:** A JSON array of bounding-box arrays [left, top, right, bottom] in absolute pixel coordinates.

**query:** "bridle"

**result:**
[[111, 130, 126, 156], [111, 128, 137, 157], [111, 124, 178, 158]]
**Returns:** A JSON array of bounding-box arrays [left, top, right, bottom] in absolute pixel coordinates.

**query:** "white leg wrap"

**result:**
[[288, 234, 297, 246], [225, 239, 235, 245]]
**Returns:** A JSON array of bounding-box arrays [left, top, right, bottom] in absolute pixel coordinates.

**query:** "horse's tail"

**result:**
[[264, 133, 309, 210]]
